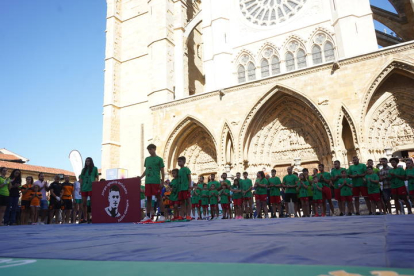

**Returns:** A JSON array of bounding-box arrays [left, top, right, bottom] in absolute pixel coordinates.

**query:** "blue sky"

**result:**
[[0, 0, 398, 172]]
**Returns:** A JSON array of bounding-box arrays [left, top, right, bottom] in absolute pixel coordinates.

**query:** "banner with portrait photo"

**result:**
[[92, 178, 141, 223]]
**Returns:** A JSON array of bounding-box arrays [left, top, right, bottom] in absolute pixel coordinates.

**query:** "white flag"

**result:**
[[69, 150, 83, 181]]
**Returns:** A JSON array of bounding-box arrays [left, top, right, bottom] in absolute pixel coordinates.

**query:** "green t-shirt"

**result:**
[[255, 178, 269, 195], [365, 174, 380, 194], [317, 172, 332, 187], [223, 179, 231, 188], [389, 167, 405, 189], [312, 182, 323, 200], [338, 178, 353, 196], [197, 183, 204, 190], [307, 176, 314, 196], [209, 190, 218, 205], [80, 167, 99, 192], [201, 190, 209, 205], [269, 177, 281, 196], [298, 181, 309, 198], [169, 179, 179, 202], [144, 156, 165, 185], [283, 174, 299, 194], [406, 168, 414, 191], [231, 185, 242, 199], [241, 178, 253, 197], [178, 166, 191, 191], [348, 163, 367, 187], [0, 176, 10, 196], [220, 189, 230, 204], [140, 185, 145, 200], [331, 168, 345, 189], [208, 181, 220, 190], [191, 188, 200, 204]]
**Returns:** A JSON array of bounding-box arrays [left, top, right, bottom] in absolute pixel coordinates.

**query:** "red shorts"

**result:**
[[172, 201, 180, 206], [192, 203, 200, 208], [353, 186, 368, 197], [341, 195, 353, 202], [255, 194, 267, 202], [391, 186, 408, 196], [300, 197, 309, 202], [178, 191, 190, 200], [270, 196, 281, 204], [81, 191, 93, 198], [314, 199, 323, 204], [243, 197, 252, 201], [145, 184, 161, 197], [221, 203, 230, 209], [199, 200, 202, 205], [368, 193, 381, 202], [410, 190, 414, 196], [322, 187, 332, 200], [202, 205, 208, 209], [210, 204, 217, 208], [233, 198, 242, 206], [334, 189, 342, 201]]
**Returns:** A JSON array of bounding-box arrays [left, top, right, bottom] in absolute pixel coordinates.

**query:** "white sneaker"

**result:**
[[140, 216, 152, 223], [157, 215, 166, 222]]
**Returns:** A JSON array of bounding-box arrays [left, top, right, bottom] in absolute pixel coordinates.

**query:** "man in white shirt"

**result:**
[[33, 173, 49, 224]]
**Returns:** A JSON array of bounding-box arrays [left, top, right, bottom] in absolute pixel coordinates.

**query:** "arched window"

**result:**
[[261, 59, 270, 78], [297, 49, 307, 69], [312, 45, 322, 65], [324, 41, 335, 62], [247, 62, 256, 81], [271, 56, 280, 75], [238, 65, 246, 83], [286, 52, 295, 72]]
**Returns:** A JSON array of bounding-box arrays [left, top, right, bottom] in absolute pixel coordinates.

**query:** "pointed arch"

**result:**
[[238, 85, 335, 168], [359, 59, 414, 142], [220, 122, 236, 166], [335, 105, 361, 164], [163, 116, 218, 175], [336, 106, 360, 148]]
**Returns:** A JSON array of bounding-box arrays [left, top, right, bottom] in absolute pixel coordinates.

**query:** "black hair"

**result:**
[[390, 157, 399, 164], [172, 168, 179, 175], [243, 172, 248, 175], [334, 160, 340, 164], [110, 185, 120, 192], [257, 171, 265, 179], [10, 169, 22, 184], [302, 168, 309, 173], [234, 178, 240, 186], [178, 156, 186, 162], [147, 144, 156, 150], [82, 157, 95, 175], [380, 157, 388, 162], [38, 172, 44, 178], [318, 164, 325, 167], [271, 169, 276, 173]]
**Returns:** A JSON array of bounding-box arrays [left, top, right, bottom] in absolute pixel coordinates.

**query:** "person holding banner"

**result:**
[[80, 157, 99, 223], [139, 144, 165, 223]]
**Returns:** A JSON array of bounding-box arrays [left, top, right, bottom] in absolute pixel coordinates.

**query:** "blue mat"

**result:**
[[1, 216, 413, 268]]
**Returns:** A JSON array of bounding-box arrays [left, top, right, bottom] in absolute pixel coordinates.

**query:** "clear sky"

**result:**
[[0, 0, 397, 173]]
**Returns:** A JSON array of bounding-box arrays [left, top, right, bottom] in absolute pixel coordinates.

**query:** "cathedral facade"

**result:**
[[101, 0, 414, 178]]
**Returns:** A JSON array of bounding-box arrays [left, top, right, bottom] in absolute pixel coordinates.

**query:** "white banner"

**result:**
[[69, 150, 83, 181]]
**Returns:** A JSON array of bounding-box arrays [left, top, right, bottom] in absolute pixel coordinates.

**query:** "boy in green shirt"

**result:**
[[348, 156, 370, 215], [389, 158, 412, 215], [298, 173, 310, 217], [201, 184, 210, 219], [241, 172, 253, 219], [219, 182, 230, 219], [331, 160, 345, 215], [406, 159, 414, 202], [209, 184, 219, 220], [268, 169, 282, 218], [169, 169, 182, 221], [282, 166, 299, 217], [365, 167, 384, 215], [139, 144, 166, 223], [191, 185, 202, 220], [208, 174, 220, 217], [178, 156, 192, 220], [338, 169, 354, 216], [312, 177, 323, 217], [317, 164, 334, 216], [231, 179, 243, 219]]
